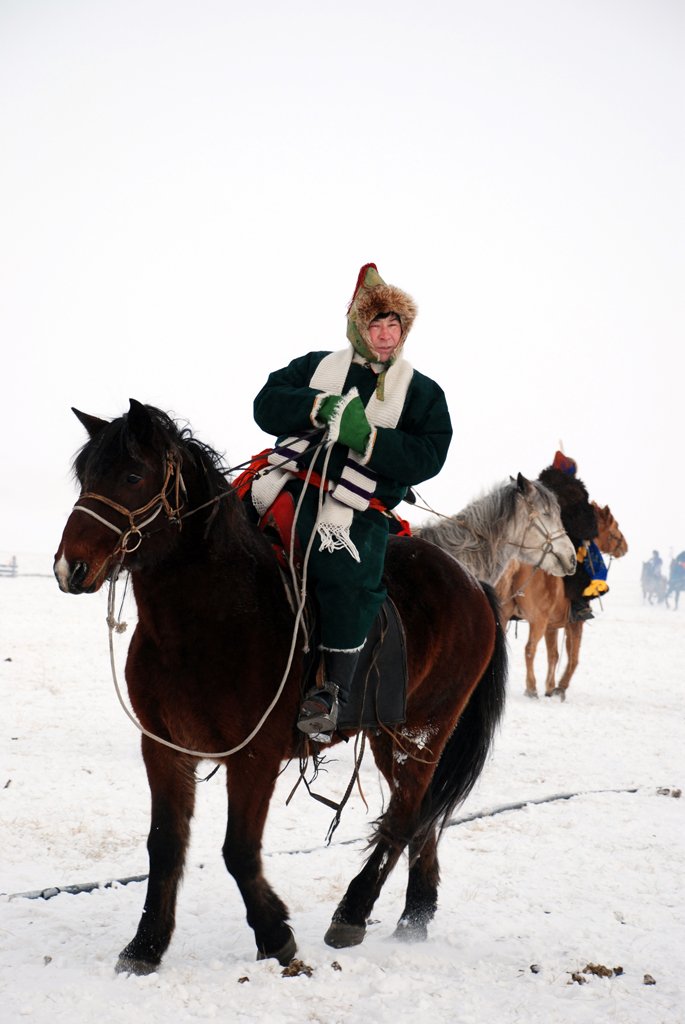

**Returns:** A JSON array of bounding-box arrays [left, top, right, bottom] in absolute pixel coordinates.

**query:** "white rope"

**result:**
[[75, 500, 167, 538], [106, 577, 304, 760], [104, 440, 330, 762], [73, 505, 123, 535]]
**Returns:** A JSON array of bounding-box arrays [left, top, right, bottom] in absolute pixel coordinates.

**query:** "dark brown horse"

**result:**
[[497, 502, 628, 698], [53, 400, 507, 974]]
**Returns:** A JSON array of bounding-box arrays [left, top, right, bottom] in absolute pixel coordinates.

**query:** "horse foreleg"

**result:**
[[524, 622, 545, 697], [116, 739, 197, 975], [222, 755, 296, 965], [554, 622, 583, 698], [394, 828, 440, 942], [543, 627, 560, 696]]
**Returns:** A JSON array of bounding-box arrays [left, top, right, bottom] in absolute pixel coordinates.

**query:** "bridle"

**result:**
[[448, 493, 570, 582], [496, 497, 573, 605], [68, 438, 323, 586], [598, 525, 625, 558], [505, 496, 571, 572], [73, 452, 187, 566]]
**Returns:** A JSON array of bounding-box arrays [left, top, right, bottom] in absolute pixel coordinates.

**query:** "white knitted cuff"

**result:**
[[326, 388, 359, 445], [359, 426, 377, 466], [311, 391, 336, 428]]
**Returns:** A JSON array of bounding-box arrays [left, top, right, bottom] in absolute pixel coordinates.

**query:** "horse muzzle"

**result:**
[[544, 540, 576, 577], [53, 553, 106, 594]]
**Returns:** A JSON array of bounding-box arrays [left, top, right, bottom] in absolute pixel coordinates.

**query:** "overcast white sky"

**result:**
[[1, 0, 682, 582]]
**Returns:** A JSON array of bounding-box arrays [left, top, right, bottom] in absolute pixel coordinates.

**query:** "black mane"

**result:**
[[73, 404, 248, 553]]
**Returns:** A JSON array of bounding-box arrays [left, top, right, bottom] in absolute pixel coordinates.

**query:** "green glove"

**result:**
[[317, 394, 342, 423], [337, 396, 372, 453]]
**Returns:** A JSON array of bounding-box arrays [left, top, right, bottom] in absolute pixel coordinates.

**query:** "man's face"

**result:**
[[368, 314, 402, 362]]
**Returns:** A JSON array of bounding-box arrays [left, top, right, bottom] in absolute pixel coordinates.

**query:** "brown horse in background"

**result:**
[[53, 400, 507, 974], [497, 502, 628, 699]]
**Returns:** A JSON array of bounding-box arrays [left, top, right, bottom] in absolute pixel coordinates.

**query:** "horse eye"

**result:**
[[127, 473, 143, 485]]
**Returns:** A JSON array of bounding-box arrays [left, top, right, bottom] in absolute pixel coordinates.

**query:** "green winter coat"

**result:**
[[253, 351, 452, 510], [253, 350, 452, 650]]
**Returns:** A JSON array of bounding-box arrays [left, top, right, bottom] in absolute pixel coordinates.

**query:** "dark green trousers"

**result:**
[[289, 483, 389, 651]]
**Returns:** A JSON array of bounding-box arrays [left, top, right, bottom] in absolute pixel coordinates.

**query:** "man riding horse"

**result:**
[[252, 263, 453, 742], [539, 450, 608, 622], [646, 549, 663, 578]]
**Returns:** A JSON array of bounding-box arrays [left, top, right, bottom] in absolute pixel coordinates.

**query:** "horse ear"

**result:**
[[72, 407, 108, 438], [127, 399, 154, 445], [516, 472, 531, 494]]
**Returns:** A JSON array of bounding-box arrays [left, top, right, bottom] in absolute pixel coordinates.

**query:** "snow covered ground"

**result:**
[[2, 558, 683, 1023]]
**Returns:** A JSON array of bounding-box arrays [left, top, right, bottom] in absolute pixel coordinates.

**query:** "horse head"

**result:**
[[414, 474, 576, 584], [504, 474, 576, 577], [53, 399, 228, 595], [592, 501, 628, 558]]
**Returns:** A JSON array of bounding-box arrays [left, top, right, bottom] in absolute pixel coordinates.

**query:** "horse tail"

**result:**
[[417, 581, 508, 842]]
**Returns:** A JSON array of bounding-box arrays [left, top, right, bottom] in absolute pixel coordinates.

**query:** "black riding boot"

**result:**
[[570, 598, 594, 622], [297, 649, 360, 743]]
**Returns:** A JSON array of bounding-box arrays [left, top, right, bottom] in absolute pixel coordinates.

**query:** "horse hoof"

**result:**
[[256, 927, 297, 966], [524, 690, 539, 699], [324, 920, 366, 948], [115, 954, 159, 976], [393, 919, 428, 942], [549, 687, 567, 702]]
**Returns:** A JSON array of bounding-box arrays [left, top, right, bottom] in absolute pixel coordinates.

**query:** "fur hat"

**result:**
[[538, 464, 597, 544], [346, 263, 417, 363], [552, 450, 578, 476]]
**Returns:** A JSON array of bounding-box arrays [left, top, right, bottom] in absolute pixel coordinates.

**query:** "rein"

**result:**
[[97, 438, 329, 762], [105, 574, 307, 760]]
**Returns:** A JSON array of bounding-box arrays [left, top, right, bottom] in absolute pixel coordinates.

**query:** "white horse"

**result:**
[[413, 474, 576, 586]]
